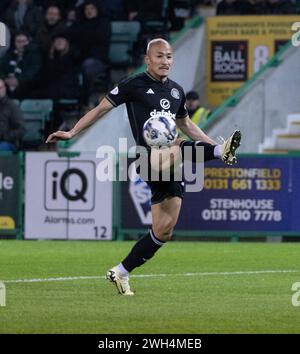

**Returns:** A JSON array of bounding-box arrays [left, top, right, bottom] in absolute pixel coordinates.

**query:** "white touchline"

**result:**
[[2, 270, 298, 284]]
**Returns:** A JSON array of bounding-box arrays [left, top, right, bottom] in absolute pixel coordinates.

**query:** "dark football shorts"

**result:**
[[145, 180, 185, 204], [134, 150, 185, 205]]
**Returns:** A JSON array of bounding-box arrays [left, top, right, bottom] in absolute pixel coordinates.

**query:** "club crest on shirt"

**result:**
[[110, 86, 119, 95], [171, 88, 180, 99]]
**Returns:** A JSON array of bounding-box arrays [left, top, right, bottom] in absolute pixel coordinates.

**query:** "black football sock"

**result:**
[[122, 229, 165, 273], [179, 140, 217, 162]]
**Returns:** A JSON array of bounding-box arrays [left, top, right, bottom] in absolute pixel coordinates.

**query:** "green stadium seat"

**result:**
[[109, 21, 141, 67], [12, 99, 20, 106], [111, 21, 140, 43], [22, 113, 46, 146], [109, 41, 132, 67], [20, 100, 53, 146], [144, 20, 166, 34], [20, 99, 53, 121]]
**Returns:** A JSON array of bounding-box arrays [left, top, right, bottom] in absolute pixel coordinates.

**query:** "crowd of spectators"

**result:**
[[1, 1, 297, 103], [0, 0, 299, 151], [0, 0, 196, 146], [0, 1, 196, 106]]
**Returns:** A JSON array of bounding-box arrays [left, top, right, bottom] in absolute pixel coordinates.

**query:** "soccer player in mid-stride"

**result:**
[[46, 38, 241, 295]]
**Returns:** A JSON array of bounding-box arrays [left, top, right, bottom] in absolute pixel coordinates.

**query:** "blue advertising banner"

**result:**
[[120, 156, 300, 233]]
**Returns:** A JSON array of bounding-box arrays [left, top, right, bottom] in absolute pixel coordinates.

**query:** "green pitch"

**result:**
[[0, 240, 299, 333]]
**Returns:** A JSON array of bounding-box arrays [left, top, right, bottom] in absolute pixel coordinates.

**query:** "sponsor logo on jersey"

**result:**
[[146, 88, 155, 94], [171, 88, 180, 99], [150, 109, 175, 120], [160, 99, 170, 109], [110, 86, 119, 95]]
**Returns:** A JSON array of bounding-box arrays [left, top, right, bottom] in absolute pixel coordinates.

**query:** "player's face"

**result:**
[[145, 43, 173, 81], [15, 34, 29, 51]]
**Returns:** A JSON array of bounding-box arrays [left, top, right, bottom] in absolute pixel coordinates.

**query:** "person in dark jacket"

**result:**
[[38, 32, 81, 131], [265, 0, 294, 14], [0, 0, 11, 19], [216, 0, 242, 15], [0, 78, 25, 151], [0, 31, 42, 99], [40, 32, 80, 101], [35, 5, 67, 55], [1, 0, 44, 37], [239, 0, 265, 15], [70, 0, 111, 104]]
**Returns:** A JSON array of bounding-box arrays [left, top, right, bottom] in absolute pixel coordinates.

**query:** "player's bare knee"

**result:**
[[154, 229, 173, 242], [153, 222, 174, 241]]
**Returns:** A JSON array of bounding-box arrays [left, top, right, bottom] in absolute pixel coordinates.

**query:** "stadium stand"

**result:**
[[20, 99, 53, 146], [1, 0, 297, 151], [109, 21, 141, 67], [259, 114, 300, 153]]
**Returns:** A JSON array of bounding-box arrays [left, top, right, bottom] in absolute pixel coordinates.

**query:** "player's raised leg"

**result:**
[[179, 130, 241, 165], [150, 129, 242, 173]]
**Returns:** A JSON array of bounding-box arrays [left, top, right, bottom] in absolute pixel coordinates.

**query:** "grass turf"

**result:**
[[0, 240, 299, 333]]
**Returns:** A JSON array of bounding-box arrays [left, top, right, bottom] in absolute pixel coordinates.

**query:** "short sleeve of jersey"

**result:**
[[106, 78, 133, 107], [176, 89, 188, 119]]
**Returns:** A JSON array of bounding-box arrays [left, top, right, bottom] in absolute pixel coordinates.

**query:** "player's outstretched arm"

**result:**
[[46, 98, 114, 143], [176, 116, 217, 145]]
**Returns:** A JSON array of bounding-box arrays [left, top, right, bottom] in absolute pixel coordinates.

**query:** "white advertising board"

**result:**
[[25, 153, 112, 240]]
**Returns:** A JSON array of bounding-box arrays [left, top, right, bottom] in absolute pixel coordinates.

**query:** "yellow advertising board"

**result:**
[[207, 15, 300, 106]]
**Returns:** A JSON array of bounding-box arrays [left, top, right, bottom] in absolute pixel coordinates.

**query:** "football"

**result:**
[[143, 115, 178, 148]]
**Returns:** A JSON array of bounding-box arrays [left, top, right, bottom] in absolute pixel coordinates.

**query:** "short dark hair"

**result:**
[[14, 31, 31, 40], [186, 91, 199, 100]]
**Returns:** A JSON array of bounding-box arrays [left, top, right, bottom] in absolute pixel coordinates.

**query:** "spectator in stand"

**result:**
[[125, 0, 166, 21], [124, 0, 169, 66], [177, 91, 210, 139], [0, 31, 41, 99], [241, 0, 268, 15], [169, 0, 192, 31], [0, 78, 25, 152], [40, 32, 80, 101], [264, 0, 294, 14], [39, 32, 81, 130], [64, 1, 88, 29], [70, 0, 111, 105], [101, 0, 128, 20], [216, 0, 242, 15], [36, 5, 67, 55], [1, 0, 44, 37], [0, 0, 11, 19], [185, 91, 210, 126]]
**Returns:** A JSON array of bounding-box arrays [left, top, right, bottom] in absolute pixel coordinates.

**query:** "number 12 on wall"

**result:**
[[93, 226, 108, 238]]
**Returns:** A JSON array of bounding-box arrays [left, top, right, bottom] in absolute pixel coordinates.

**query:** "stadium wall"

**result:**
[[205, 45, 300, 153]]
